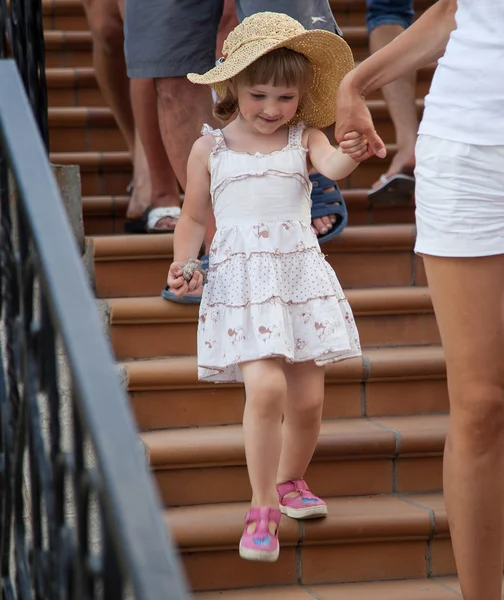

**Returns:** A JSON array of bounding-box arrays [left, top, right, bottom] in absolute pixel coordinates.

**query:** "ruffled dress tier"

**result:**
[[198, 123, 361, 382]]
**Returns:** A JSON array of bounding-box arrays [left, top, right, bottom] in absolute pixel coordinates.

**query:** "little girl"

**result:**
[[168, 12, 364, 563]]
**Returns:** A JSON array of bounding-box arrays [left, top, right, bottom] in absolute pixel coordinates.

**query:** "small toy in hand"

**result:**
[[182, 259, 208, 284]]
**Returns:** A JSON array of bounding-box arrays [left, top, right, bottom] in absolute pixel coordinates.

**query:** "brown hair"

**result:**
[[214, 47, 313, 122]]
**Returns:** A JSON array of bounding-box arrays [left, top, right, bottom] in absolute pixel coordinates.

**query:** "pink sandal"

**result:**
[[239, 506, 281, 562], [277, 479, 327, 519]]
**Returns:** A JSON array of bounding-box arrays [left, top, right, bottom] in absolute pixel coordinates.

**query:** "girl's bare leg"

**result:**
[[240, 359, 286, 531], [277, 360, 325, 485], [423, 253, 504, 600]]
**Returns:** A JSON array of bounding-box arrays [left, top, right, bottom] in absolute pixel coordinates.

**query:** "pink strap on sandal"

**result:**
[[277, 479, 327, 520], [239, 506, 281, 563]]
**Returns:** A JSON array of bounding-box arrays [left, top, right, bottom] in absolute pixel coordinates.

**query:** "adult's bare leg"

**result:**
[[84, 0, 150, 215], [129, 78, 181, 228], [369, 24, 418, 184], [423, 253, 504, 600]]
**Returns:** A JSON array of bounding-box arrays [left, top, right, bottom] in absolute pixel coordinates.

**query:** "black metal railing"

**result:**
[[0, 59, 188, 599], [1, 0, 49, 150]]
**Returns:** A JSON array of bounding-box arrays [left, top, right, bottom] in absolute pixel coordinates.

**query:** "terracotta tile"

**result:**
[[301, 540, 427, 584], [396, 457, 443, 494], [155, 459, 392, 508], [406, 494, 448, 536], [194, 587, 313, 599], [48, 88, 77, 107], [155, 465, 251, 507], [357, 314, 439, 348], [328, 251, 413, 288], [49, 127, 87, 153], [430, 538, 456, 577], [78, 88, 105, 107], [88, 128, 127, 152], [365, 379, 449, 417], [302, 495, 431, 543], [436, 575, 504, 596], [111, 322, 197, 359], [130, 388, 245, 430], [167, 502, 299, 549], [182, 548, 297, 592], [371, 414, 448, 454], [323, 382, 362, 419], [315, 418, 395, 459], [95, 259, 168, 298], [310, 578, 460, 599], [304, 459, 393, 498]]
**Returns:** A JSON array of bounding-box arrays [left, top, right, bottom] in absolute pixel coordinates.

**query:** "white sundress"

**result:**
[[198, 122, 361, 382]]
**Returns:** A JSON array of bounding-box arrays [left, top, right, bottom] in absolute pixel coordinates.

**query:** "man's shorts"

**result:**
[[124, 0, 341, 79]]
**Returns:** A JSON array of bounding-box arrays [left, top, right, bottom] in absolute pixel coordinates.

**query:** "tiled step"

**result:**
[[42, 0, 86, 31], [329, 0, 434, 27], [48, 107, 126, 153], [194, 577, 463, 600], [41, 0, 434, 32], [42, 0, 434, 32], [47, 100, 423, 153], [50, 151, 131, 196], [44, 31, 92, 68], [92, 225, 426, 298], [43, 27, 375, 69], [46, 67, 104, 107], [144, 414, 447, 507], [82, 189, 415, 236], [50, 144, 411, 195], [163, 492, 452, 591], [109, 286, 438, 360], [123, 346, 448, 430], [46, 64, 435, 108]]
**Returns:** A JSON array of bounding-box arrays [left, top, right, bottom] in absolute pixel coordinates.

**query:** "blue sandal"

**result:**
[[310, 173, 348, 244], [161, 254, 209, 304]]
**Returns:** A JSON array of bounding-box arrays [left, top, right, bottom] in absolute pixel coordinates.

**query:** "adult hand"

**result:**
[[335, 73, 387, 162]]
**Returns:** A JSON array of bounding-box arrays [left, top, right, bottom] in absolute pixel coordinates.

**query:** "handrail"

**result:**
[[0, 60, 188, 599]]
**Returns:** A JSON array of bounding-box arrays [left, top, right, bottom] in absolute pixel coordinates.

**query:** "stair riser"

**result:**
[[154, 455, 442, 507], [50, 126, 127, 153], [41, 12, 370, 34], [130, 376, 448, 430], [49, 110, 423, 154], [48, 78, 431, 109], [84, 205, 416, 236], [48, 85, 105, 108], [95, 253, 427, 298], [46, 48, 91, 69], [179, 538, 455, 592], [43, 14, 87, 31], [111, 313, 439, 359]]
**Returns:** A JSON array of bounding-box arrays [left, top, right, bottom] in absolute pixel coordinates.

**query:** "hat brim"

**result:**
[[188, 30, 354, 129]]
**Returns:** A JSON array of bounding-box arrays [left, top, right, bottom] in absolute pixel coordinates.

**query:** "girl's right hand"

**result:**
[[167, 261, 204, 297]]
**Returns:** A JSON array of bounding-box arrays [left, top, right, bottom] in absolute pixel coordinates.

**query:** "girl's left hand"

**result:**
[[339, 130, 370, 160]]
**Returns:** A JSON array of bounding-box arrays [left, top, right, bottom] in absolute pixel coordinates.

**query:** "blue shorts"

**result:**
[[366, 0, 414, 34], [125, 0, 341, 79]]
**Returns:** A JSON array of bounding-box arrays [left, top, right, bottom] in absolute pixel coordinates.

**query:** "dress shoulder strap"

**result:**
[[201, 123, 227, 152], [288, 121, 306, 147]]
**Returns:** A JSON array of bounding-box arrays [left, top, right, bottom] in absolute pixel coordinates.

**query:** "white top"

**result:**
[[419, 0, 504, 145]]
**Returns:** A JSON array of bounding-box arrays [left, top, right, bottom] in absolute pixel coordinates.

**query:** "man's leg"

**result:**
[[83, 0, 150, 215], [367, 0, 417, 185]]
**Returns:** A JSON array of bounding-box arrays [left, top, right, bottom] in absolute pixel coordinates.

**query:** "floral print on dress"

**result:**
[[196, 122, 361, 383]]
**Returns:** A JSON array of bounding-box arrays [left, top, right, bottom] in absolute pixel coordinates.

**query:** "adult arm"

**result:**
[[335, 0, 458, 156]]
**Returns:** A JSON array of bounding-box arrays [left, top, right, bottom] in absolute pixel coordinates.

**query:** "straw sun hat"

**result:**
[[188, 12, 354, 129]]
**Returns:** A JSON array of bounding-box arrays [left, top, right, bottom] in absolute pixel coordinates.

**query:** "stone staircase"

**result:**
[[42, 1, 465, 597]]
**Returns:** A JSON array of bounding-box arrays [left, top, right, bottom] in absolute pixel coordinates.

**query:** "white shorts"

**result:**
[[414, 134, 504, 257]]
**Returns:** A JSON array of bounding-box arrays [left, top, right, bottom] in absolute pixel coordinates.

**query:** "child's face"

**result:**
[[236, 81, 300, 133]]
